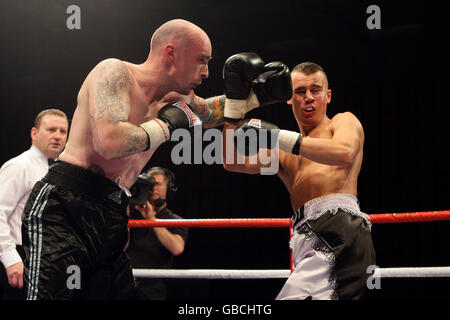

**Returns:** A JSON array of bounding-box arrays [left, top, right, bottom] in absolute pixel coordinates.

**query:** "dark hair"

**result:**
[[292, 62, 329, 88], [34, 108, 68, 129]]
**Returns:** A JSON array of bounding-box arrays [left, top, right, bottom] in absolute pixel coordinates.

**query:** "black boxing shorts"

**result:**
[[276, 193, 376, 300], [21, 161, 136, 300]]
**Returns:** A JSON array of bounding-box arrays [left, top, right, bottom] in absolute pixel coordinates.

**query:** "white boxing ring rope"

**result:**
[[132, 267, 450, 279], [128, 212, 450, 280], [132, 269, 292, 279]]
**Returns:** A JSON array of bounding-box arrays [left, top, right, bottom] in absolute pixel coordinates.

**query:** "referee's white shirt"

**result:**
[[0, 145, 49, 269]]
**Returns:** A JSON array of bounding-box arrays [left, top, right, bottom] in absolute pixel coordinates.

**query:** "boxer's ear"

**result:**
[[326, 89, 332, 104], [164, 44, 176, 64]]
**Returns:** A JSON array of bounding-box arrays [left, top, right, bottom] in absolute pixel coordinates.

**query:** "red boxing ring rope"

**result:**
[[367, 210, 450, 223], [128, 218, 291, 228], [127, 210, 450, 228]]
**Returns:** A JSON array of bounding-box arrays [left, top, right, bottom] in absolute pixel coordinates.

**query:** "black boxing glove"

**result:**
[[223, 52, 265, 121], [234, 118, 303, 156], [248, 61, 293, 108], [140, 102, 202, 151]]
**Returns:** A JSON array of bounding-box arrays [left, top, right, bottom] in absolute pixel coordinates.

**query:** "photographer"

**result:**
[[126, 167, 188, 300]]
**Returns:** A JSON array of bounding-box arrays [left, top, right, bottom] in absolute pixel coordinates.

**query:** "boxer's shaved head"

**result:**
[[150, 19, 209, 53], [146, 19, 212, 94]]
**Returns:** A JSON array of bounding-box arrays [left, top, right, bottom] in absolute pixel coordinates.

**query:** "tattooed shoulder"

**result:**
[[94, 60, 133, 125]]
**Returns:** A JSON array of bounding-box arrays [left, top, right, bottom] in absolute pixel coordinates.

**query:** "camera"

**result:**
[[129, 174, 157, 209]]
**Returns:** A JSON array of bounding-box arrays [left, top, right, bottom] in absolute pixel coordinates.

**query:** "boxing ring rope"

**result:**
[[132, 269, 292, 279], [132, 267, 450, 279], [128, 210, 450, 279], [128, 210, 450, 228]]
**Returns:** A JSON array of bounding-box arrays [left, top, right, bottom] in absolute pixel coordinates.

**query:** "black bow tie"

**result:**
[[48, 158, 56, 166]]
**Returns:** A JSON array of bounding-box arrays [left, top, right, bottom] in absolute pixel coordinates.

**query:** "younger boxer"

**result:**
[[222, 61, 376, 300]]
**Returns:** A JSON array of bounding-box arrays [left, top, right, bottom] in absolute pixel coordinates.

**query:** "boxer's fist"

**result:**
[[236, 118, 280, 133], [223, 53, 264, 121], [250, 61, 293, 107], [233, 118, 280, 156], [157, 102, 201, 133], [140, 102, 201, 151], [223, 52, 264, 100], [234, 118, 303, 156]]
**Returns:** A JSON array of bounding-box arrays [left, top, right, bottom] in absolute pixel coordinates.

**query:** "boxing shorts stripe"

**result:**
[[26, 182, 54, 300]]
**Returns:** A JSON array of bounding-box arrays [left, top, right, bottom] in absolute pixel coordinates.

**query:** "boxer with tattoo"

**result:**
[[21, 19, 224, 300]]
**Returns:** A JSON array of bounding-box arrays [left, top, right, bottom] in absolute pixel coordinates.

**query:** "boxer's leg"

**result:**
[[276, 230, 336, 300], [278, 210, 375, 300], [314, 209, 375, 300], [22, 182, 88, 300]]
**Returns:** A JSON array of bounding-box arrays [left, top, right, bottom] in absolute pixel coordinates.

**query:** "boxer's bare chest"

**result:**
[[279, 123, 349, 210]]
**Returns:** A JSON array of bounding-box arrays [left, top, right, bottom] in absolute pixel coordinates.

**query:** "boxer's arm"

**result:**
[[88, 59, 148, 159], [300, 112, 364, 166], [222, 121, 276, 174], [190, 94, 225, 128], [162, 91, 225, 128]]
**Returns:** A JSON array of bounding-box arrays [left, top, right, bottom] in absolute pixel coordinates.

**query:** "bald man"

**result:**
[[21, 19, 226, 300]]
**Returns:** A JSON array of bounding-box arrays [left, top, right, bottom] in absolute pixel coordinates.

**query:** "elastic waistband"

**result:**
[[42, 161, 129, 210], [292, 193, 370, 228]]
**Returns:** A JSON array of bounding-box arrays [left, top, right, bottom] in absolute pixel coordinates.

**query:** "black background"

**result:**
[[0, 0, 449, 300]]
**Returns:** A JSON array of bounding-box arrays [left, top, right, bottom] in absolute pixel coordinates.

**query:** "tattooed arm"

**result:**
[[189, 94, 225, 128], [162, 91, 226, 128], [88, 59, 148, 159]]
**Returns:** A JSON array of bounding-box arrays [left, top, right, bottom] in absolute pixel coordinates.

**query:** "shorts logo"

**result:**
[[173, 102, 202, 127], [107, 190, 123, 205]]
